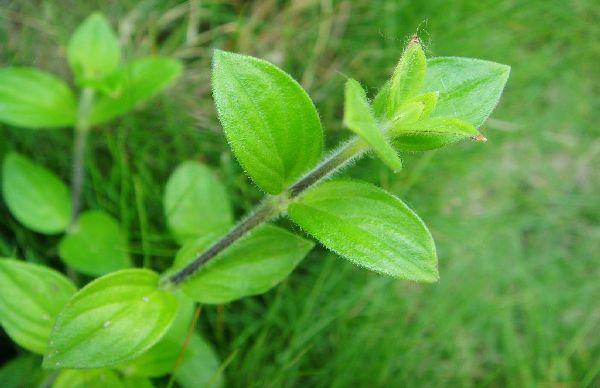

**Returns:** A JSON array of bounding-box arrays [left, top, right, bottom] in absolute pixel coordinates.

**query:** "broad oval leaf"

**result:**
[[424, 57, 510, 128], [58, 210, 131, 276], [288, 180, 438, 282], [0, 259, 76, 354], [212, 50, 324, 194], [43, 269, 177, 369], [175, 333, 224, 388], [164, 161, 233, 245], [53, 369, 124, 388], [0, 68, 76, 129], [2, 153, 72, 234], [175, 224, 314, 304], [386, 39, 426, 118], [119, 292, 195, 377], [344, 79, 402, 172], [67, 13, 120, 82], [90, 57, 182, 125]]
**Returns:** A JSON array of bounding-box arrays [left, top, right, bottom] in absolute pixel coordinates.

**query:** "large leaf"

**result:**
[[175, 224, 314, 304], [424, 57, 510, 128], [2, 152, 71, 234], [386, 38, 426, 118], [90, 57, 182, 124], [212, 50, 323, 194], [392, 117, 479, 151], [67, 13, 120, 82], [43, 269, 177, 369], [119, 292, 195, 377], [0, 259, 76, 354], [164, 161, 233, 245], [288, 180, 438, 282], [175, 333, 224, 388], [344, 79, 402, 172], [53, 369, 124, 388], [0, 68, 76, 128], [58, 210, 131, 276]]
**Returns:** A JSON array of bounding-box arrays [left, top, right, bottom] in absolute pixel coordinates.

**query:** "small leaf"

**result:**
[[58, 210, 131, 276], [43, 269, 177, 369], [175, 224, 314, 304], [424, 57, 510, 128], [0, 68, 76, 129], [122, 376, 154, 388], [405, 91, 439, 118], [119, 292, 195, 377], [344, 79, 402, 172], [0, 355, 45, 388], [53, 369, 124, 388], [386, 38, 426, 118], [67, 13, 120, 82], [391, 101, 424, 125], [392, 117, 479, 151], [164, 161, 233, 245], [0, 259, 76, 354], [175, 333, 224, 388], [2, 153, 71, 234], [90, 57, 182, 124], [212, 50, 323, 194], [288, 180, 438, 282]]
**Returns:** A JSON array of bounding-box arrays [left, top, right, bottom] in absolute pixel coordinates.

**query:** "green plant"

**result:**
[[0, 19, 509, 386]]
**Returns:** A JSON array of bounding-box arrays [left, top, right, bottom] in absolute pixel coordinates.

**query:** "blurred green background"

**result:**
[[1, 0, 598, 386]]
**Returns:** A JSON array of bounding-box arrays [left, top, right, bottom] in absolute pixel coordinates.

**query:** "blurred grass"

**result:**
[[1, 0, 599, 386]]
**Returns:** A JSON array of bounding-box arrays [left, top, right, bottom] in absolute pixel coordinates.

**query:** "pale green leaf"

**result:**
[[164, 161, 233, 245], [175, 224, 314, 304], [43, 269, 177, 369], [288, 180, 438, 282], [58, 210, 131, 276], [344, 79, 402, 172], [67, 13, 120, 82], [53, 369, 124, 388], [2, 153, 71, 234], [392, 117, 480, 151], [405, 91, 439, 119], [119, 292, 195, 377], [0, 259, 76, 354], [175, 333, 223, 388], [424, 57, 510, 128], [0, 68, 76, 128], [90, 57, 182, 125], [386, 39, 426, 118], [212, 50, 323, 194]]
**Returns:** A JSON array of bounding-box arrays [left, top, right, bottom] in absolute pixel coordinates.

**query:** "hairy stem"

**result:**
[[69, 88, 94, 227], [164, 136, 370, 287]]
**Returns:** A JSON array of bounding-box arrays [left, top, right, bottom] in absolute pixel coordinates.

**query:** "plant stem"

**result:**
[[164, 136, 370, 288], [69, 87, 94, 227]]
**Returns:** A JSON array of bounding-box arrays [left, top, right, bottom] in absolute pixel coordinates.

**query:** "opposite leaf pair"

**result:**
[[0, 13, 181, 129]]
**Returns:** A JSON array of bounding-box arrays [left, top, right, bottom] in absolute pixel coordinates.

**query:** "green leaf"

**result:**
[[43, 269, 177, 369], [424, 57, 510, 128], [386, 38, 426, 118], [212, 50, 324, 194], [58, 210, 131, 276], [175, 333, 224, 388], [119, 292, 195, 377], [0, 259, 76, 354], [392, 117, 480, 151], [53, 369, 124, 388], [0, 68, 76, 129], [90, 57, 182, 125], [164, 161, 233, 245], [122, 376, 154, 388], [405, 91, 439, 119], [175, 224, 314, 304], [2, 152, 71, 234], [67, 13, 120, 82], [344, 79, 402, 172], [0, 355, 44, 388], [288, 180, 438, 282]]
